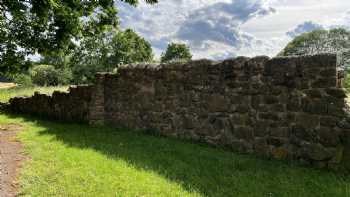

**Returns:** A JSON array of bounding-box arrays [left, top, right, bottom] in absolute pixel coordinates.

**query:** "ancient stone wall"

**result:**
[[9, 85, 92, 122], [7, 54, 350, 170], [92, 54, 349, 170]]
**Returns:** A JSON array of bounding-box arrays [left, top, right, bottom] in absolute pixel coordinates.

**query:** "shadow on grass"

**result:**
[[7, 113, 350, 197]]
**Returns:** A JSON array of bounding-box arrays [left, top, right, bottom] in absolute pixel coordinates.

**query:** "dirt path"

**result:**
[[0, 83, 16, 89], [0, 124, 25, 197]]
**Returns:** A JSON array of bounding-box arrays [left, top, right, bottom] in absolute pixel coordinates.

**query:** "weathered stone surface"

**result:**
[[301, 98, 328, 114], [304, 89, 323, 98], [317, 127, 340, 147], [296, 113, 319, 129], [9, 85, 92, 122], [301, 143, 335, 161], [291, 125, 317, 142], [233, 126, 254, 141], [326, 88, 347, 98], [320, 116, 340, 127], [207, 94, 228, 112]]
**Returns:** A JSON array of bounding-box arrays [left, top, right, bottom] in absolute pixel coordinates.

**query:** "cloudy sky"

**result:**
[[116, 0, 350, 60]]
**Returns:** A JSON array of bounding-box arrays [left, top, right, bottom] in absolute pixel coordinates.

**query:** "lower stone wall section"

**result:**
[[8, 85, 92, 122]]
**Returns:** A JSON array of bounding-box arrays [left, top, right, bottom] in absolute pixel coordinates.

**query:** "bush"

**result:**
[[57, 68, 73, 85], [30, 64, 72, 86], [13, 74, 33, 87]]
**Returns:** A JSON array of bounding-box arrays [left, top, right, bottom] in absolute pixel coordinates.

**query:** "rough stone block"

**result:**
[[291, 125, 317, 142], [302, 98, 328, 114], [207, 94, 229, 112], [296, 113, 319, 129], [301, 143, 335, 161], [317, 127, 340, 147], [233, 126, 254, 141], [311, 78, 337, 88], [325, 88, 347, 99], [258, 112, 281, 121]]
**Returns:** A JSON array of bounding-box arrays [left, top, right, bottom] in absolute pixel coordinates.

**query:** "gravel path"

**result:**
[[0, 124, 24, 197]]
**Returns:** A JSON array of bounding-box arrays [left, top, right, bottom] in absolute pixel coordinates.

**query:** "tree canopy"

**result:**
[[0, 0, 158, 75], [278, 28, 350, 68], [161, 43, 192, 63], [69, 28, 154, 84]]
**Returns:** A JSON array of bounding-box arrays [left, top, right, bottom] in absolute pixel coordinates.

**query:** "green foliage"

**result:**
[[13, 74, 33, 87], [58, 67, 73, 85], [30, 65, 59, 86], [70, 29, 153, 84], [39, 52, 72, 69], [111, 29, 154, 64], [0, 0, 158, 53], [161, 43, 192, 63], [0, 0, 158, 75], [30, 65, 72, 86], [0, 15, 31, 75]]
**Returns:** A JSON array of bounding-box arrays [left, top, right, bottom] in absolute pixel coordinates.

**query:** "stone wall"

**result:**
[[8, 54, 350, 170], [91, 54, 350, 170], [9, 85, 92, 122]]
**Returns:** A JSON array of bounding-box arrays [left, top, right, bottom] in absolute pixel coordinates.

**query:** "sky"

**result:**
[[116, 0, 350, 60]]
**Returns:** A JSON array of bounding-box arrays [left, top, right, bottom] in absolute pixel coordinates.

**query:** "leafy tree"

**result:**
[[0, 13, 30, 75], [13, 74, 33, 87], [70, 28, 153, 84], [0, 0, 158, 75], [30, 64, 72, 86], [39, 52, 71, 69], [110, 29, 154, 64], [161, 43, 192, 63], [278, 28, 350, 67]]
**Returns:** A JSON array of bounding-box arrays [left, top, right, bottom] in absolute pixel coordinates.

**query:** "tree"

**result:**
[[70, 28, 154, 84], [161, 43, 192, 63], [30, 64, 72, 86], [0, 0, 158, 74], [278, 28, 350, 68], [0, 13, 30, 76]]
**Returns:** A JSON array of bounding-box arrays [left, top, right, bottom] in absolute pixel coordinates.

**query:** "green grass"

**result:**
[[0, 86, 68, 103], [0, 113, 350, 197]]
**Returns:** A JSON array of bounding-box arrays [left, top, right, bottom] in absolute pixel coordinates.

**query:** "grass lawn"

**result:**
[[1, 86, 350, 196], [0, 86, 68, 103], [0, 113, 349, 197]]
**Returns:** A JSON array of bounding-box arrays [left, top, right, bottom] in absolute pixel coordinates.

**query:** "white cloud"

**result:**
[[177, 0, 275, 46], [117, 0, 350, 60]]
